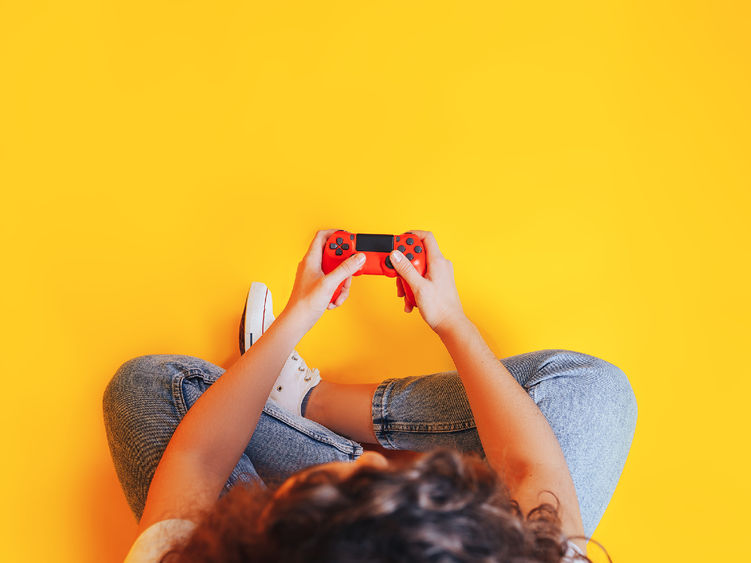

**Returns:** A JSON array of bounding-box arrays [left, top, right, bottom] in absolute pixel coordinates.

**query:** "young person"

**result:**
[[103, 230, 637, 562]]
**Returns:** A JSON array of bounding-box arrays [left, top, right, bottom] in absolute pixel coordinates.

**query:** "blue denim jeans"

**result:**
[[103, 349, 637, 536]]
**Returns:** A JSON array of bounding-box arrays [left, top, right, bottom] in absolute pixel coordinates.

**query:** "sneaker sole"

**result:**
[[239, 282, 272, 354]]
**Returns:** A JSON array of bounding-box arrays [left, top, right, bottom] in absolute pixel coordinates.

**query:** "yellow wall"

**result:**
[[2, 2, 748, 561]]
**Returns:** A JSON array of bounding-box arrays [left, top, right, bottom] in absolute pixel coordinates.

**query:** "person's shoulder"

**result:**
[[123, 518, 197, 563]]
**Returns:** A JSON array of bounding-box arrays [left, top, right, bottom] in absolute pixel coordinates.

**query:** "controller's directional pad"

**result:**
[[330, 235, 352, 256]]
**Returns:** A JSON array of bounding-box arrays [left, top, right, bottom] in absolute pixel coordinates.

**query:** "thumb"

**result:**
[[389, 250, 423, 290], [326, 252, 366, 289]]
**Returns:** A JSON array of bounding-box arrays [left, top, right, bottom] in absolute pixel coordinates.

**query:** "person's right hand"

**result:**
[[389, 230, 466, 335]]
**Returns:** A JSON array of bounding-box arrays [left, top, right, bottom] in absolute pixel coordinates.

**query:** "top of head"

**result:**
[[322, 231, 427, 277]]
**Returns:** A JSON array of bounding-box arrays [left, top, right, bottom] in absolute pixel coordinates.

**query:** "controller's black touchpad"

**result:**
[[356, 234, 394, 253]]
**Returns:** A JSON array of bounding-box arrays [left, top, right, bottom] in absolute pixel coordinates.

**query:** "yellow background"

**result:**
[[1, 2, 749, 561]]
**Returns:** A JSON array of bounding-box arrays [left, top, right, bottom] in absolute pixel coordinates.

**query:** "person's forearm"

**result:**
[[160, 305, 314, 486], [436, 316, 571, 489]]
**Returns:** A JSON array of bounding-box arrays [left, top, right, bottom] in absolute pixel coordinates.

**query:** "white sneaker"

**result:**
[[239, 282, 321, 417], [270, 352, 321, 417]]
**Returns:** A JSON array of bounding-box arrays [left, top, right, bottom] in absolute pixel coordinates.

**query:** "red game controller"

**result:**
[[322, 230, 427, 308]]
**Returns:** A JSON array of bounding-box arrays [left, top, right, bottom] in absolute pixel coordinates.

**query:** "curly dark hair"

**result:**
[[161, 448, 599, 562]]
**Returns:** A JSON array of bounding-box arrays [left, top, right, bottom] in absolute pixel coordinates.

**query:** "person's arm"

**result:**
[[436, 317, 586, 549], [390, 231, 586, 551], [137, 230, 365, 535]]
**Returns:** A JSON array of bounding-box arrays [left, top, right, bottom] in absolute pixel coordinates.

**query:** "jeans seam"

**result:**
[[262, 401, 362, 456], [372, 376, 478, 446], [171, 374, 188, 416], [171, 367, 210, 417], [372, 378, 396, 448], [377, 420, 477, 433]]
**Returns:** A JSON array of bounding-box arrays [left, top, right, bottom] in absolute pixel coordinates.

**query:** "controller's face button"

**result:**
[[406, 253, 414, 261], [398, 245, 406, 252], [414, 246, 423, 253], [406, 237, 414, 245], [350, 234, 354, 240], [385, 256, 394, 269], [336, 237, 343, 244], [336, 249, 343, 256], [329, 243, 337, 249], [342, 243, 350, 250]]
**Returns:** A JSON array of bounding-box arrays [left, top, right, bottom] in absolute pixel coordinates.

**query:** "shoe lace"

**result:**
[[291, 351, 319, 382]]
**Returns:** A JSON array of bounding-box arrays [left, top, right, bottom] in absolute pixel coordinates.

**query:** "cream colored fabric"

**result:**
[[563, 539, 588, 560], [123, 519, 196, 563], [123, 517, 586, 562]]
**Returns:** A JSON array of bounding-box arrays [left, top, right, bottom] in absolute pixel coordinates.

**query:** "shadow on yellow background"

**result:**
[[2, 2, 749, 562]]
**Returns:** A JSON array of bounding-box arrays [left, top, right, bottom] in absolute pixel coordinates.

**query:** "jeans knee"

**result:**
[[103, 355, 171, 421], [105, 354, 155, 393], [537, 349, 638, 428], [116, 354, 172, 380], [588, 354, 636, 423], [575, 351, 638, 433], [604, 361, 638, 435]]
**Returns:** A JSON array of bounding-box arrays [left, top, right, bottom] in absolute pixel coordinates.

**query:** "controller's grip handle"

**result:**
[[331, 279, 346, 304], [396, 275, 417, 307], [400, 276, 417, 309]]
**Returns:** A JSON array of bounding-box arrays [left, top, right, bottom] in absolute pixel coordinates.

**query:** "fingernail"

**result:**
[[391, 250, 402, 263], [356, 253, 366, 263]]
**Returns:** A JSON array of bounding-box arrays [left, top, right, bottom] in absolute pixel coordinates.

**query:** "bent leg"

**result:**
[[304, 380, 380, 444], [371, 349, 638, 536], [103, 354, 363, 521]]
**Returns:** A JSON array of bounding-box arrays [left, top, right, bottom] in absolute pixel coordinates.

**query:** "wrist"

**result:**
[[277, 303, 319, 336], [434, 311, 471, 340]]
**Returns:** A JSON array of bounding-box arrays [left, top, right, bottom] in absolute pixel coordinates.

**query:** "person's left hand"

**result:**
[[283, 229, 366, 326]]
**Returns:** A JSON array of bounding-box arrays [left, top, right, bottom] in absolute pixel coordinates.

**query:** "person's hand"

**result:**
[[283, 229, 366, 327], [390, 230, 466, 335]]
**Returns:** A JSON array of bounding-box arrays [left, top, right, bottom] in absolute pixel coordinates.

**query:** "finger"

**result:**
[[396, 277, 405, 298], [325, 252, 366, 291], [403, 230, 444, 278], [406, 230, 443, 262], [389, 250, 424, 291], [334, 277, 352, 306], [304, 229, 339, 267]]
